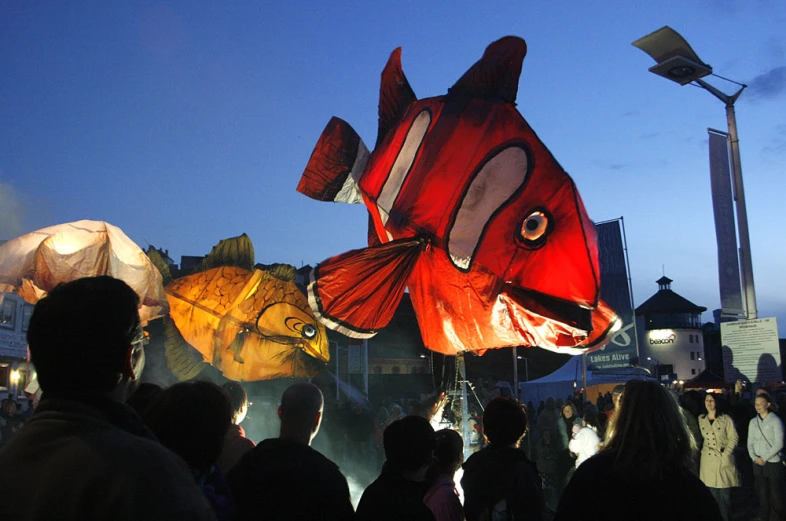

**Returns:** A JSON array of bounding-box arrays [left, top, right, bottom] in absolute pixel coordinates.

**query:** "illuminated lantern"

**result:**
[[0, 220, 167, 324], [163, 235, 329, 381], [298, 37, 618, 356]]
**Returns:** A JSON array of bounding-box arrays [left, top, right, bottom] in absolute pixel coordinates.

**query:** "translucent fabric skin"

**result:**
[[298, 37, 618, 356], [167, 266, 329, 381], [0, 220, 168, 325]]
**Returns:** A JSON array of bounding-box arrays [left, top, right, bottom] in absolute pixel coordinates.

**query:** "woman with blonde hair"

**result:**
[[747, 391, 783, 521], [554, 380, 722, 521], [698, 393, 739, 521]]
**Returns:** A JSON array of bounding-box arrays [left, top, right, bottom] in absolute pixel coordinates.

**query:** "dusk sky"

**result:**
[[2, 1, 784, 335]]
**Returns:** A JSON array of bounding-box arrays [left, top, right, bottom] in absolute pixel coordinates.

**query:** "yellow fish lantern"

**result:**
[[163, 236, 329, 382]]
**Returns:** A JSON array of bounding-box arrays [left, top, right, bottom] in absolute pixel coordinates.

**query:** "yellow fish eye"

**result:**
[[302, 324, 317, 339]]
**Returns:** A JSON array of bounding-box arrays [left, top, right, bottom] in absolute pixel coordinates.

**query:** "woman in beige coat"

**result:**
[[698, 392, 739, 521]]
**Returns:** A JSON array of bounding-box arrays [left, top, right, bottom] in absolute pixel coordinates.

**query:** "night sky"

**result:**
[[2, 1, 784, 333]]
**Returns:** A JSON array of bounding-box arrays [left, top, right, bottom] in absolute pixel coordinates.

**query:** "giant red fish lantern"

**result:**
[[297, 37, 619, 356]]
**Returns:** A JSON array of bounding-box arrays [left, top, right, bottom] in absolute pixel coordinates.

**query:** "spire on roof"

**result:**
[[657, 276, 673, 291]]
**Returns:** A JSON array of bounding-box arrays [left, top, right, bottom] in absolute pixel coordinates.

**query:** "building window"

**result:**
[[690, 352, 695, 360], [691, 368, 697, 375], [392, 366, 401, 374], [689, 335, 693, 344], [22, 305, 33, 331], [0, 301, 15, 329]]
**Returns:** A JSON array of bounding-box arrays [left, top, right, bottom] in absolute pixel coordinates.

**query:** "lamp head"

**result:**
[[633, 26, 712, 85]]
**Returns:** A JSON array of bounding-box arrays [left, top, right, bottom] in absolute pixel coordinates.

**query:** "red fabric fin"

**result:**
[[367, 212, 382, 247], [297, 117, 367, 202], [449, 36, 527, 104], [308, 238, 424, 337], [377, 47, 417, 147], [580, 299, 620, 352]]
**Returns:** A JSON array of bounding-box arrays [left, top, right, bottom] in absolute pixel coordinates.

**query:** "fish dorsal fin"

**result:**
[[145, 246, 173, 285], [377, 47, 417, 147], [449, 36, 527, 104], [199, 234, 255, 273], [255, 263, 297, 282]]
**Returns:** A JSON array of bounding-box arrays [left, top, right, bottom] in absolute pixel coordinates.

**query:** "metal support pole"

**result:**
[[362, 339, 369, 397], [512, 347, 519, 402], [335, 343, 340, 401], [695, 79, 756, 320], [725, 103, 757, 319], [581, 354, 588, 398], [458, 353, 471, 461]]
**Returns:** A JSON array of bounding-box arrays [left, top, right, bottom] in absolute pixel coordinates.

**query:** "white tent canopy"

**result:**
[[519, 356, 653, 405]]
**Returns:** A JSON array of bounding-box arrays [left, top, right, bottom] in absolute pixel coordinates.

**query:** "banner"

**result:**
[[709, 130, 744, 316], [586, 219, 638, 370]]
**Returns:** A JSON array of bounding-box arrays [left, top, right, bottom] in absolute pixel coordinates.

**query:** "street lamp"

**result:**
[[633, 26, 757, 320]]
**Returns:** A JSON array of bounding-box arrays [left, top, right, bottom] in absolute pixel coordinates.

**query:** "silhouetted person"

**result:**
[[462, 396, 546, 521], [125, 382, 162, 417], [555, 380, 722, 521], [217, 381, 255, 475], [228, 383, 353, 521], [356, 415, 437, 521], [424, 429, 465, 521], [143, 380, 234, 520], [0, 276, 214, 521]]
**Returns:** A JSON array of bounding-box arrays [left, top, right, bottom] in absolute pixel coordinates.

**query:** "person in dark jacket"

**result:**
[[0, 276, 215, 521], [228, 383, 354, 521], [143, 380, 235, 521], [462, 396, 547, 521], [554, 380, 722, 521], [355, 415, 437, 521]]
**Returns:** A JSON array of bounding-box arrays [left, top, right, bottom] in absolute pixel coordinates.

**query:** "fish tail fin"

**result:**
[[308, 237, 425, 337], [581, 300, 620, 351], [164, 316, 209, 381], [297, 117, 370, 204]]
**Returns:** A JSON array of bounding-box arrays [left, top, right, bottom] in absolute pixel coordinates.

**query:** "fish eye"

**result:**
[[520, 210, 551, 245], [302, 324, 317, 339]]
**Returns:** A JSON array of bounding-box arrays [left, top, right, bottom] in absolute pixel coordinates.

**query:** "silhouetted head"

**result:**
[[143, 380, 232, 474], [126, 382, 163, 417], [222, 381, 249, 424], [27, 276, 143, 396], [278, 383, 324, 444], [431, 428, 464, 477], [604, 380, 695, 478], [483, 396, 528, 447], [384, 415, 436, 479]]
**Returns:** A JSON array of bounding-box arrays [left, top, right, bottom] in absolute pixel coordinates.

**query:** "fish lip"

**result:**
[[502, 285, 593, 332]]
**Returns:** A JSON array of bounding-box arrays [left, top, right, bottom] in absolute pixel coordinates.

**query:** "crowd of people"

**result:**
[[0, 276, 784, 521]]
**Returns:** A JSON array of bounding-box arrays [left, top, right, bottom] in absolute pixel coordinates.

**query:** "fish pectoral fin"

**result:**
[[307, 237, 424, 338], [163, 317, 209, 381], [297, 117, 369, 204], [227, 329, 247, 364]]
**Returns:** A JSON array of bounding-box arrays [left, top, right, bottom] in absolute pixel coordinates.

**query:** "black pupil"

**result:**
[[526, 218, 540, 231], [304, 325, 315, 337]]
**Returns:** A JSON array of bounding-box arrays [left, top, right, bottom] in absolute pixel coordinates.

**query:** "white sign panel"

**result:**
[[722, 317, 781, 383]]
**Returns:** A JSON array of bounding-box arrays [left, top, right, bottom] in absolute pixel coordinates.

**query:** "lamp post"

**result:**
[[633, 26, 757, 320]]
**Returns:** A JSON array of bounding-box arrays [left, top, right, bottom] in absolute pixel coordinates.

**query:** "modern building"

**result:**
[[636, 276, 707, 383], [0, 292, 33, 397]]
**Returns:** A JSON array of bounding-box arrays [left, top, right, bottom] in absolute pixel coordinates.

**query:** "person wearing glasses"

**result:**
[[0, 276, 215, 521]]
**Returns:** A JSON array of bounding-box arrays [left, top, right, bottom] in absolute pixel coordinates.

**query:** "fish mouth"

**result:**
[[502, 285, 593, 333]]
